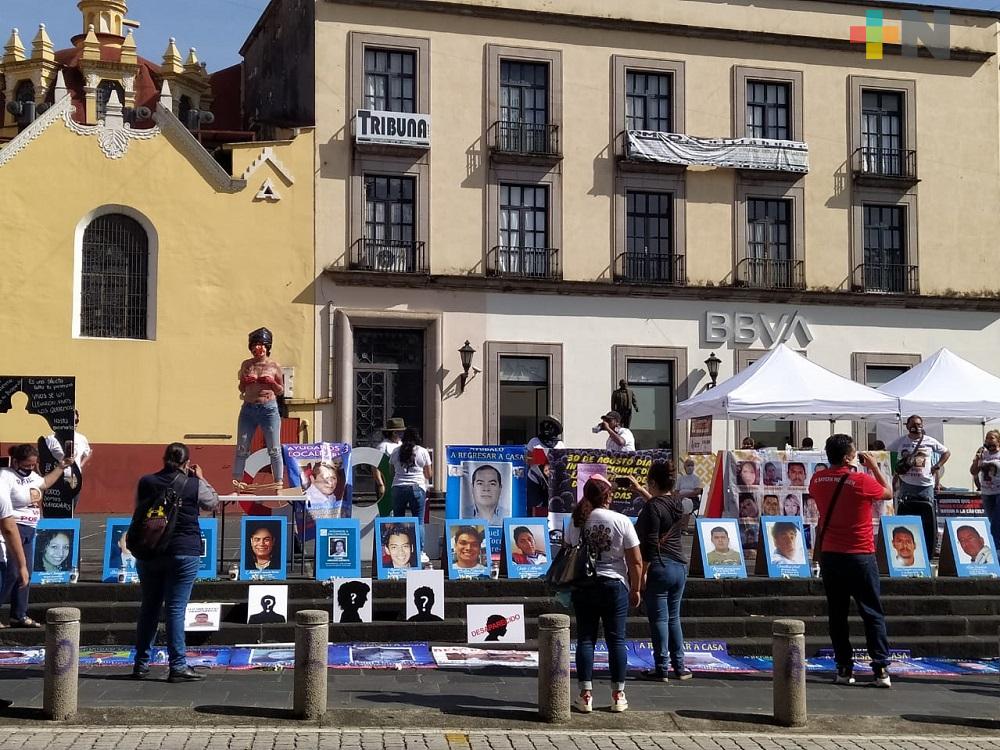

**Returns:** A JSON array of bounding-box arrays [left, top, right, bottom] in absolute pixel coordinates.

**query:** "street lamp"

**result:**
[[459, 340, 476, 393], [704, 353, 721, 389]]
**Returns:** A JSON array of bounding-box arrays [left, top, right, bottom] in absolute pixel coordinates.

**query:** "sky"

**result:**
[[0, 0, 271, 71], [1, 0, 999, 74]]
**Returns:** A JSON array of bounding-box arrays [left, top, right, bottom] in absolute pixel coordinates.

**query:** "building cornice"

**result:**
[[324, 0, 994, 63], [153, 103, 246, 193], [0, 93, 73, 168], [324, 268, 1000, 313]]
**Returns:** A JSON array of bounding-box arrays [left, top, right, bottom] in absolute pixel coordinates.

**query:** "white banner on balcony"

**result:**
[[626, 131, 808, 174]]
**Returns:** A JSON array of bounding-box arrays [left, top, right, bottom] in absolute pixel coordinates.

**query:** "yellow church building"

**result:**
[[0, 1, 316, 511]]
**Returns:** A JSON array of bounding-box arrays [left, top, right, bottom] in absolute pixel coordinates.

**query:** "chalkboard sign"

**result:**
[[0, 375, 75, 437]]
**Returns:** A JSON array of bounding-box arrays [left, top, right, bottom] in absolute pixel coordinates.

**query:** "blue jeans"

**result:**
[[392, 484, 426, 519], [134, 555, 201, 671], [571, 577, 629, 685], [643, 559, 687, 672], [983, 495, 1000, 551], [1, 525, 35, 621], [819, 552, 890, 672], [233, 400, 283, 483]]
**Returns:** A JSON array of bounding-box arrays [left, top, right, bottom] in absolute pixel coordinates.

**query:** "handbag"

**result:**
[[813, 474, 849, 556], [545, 534, 597, 591], [126, 471, 189, 560]]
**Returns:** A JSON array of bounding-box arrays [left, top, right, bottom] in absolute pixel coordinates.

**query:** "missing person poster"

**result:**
[[102, 517, 138, 583], [444, 520, 492, 580], [374, 517, 421, 580], [197, 518, 218, 580], [184, 603, 222, 632], [315, 518, 362, 579], [880, 516, 931, 578], [942, 518, 1000, 578], [760, 516, 810, 579], [503, 518, 551, 579], [445, 446, 527, 527], [239, 516, 288, 581], [466, 604, 525, 644], [32, 518, 81, 584], [283, 443, 354, 542], [546, 449, 671, 516], [332, 578, 373, 623], [694, 518, 746, 579]]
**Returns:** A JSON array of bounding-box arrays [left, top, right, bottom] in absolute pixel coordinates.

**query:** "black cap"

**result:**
[[248, 327, 273, 355]]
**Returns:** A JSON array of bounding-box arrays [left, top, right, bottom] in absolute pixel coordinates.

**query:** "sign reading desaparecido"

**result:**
[[32, 518, 81, 584], [315, 518, 362, 579]]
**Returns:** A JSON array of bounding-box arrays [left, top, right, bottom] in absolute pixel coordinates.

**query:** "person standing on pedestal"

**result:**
[[233, 328, 285, 489], [611, 380, 639, 429]]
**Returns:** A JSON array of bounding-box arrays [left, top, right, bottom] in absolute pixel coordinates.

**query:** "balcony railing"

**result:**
[[486, 245, 561, 280], [614, 252, 686, 285], [851, 147, 917, 181], [349, 238, 428, 274], [734, 257, 805, 290], [852, 262, 919, 295], [488, 121, 560, 158]]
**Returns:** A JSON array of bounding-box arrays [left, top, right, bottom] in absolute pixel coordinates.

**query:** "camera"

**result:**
[[613, 476, 632, 488], [592, 424, 604, 434]]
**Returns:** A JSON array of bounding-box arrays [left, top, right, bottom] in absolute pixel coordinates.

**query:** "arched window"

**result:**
[[96, 80, 125, 122], [178, 95, 193, 127], [80, 214, 149, 339], [14, 80, 35, 103]]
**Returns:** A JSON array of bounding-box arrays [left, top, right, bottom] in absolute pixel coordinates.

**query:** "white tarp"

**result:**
[[676, 344, 900, 420], [625, 131, 809, 173], [878, 348, 1000, 422]]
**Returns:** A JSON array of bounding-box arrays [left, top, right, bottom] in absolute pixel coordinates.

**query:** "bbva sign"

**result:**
[[703, 310, 813, 347]]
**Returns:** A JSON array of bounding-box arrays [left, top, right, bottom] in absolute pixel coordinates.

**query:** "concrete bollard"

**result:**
[[537, 613, 571, 723], [772, 618, 807, 727], [43, 607, 80, 721], [293, 609, 329, 719]]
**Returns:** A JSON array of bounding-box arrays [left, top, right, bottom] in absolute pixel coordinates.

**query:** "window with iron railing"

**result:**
[[740, 198, 802, 288], [618, 191, 680, 283], [80, 214, 150, 339], [364, 48, 416, 113], [495, 60, 555, 155], [858, 204, 915, 293], [625, 71, 671, 133], [746, 81, 790, 140], [357, 175, 425, 273], [492, 184, 557, 278], [860, 90, 904, 176]]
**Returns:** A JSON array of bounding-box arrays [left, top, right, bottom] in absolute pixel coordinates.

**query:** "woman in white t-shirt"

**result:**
[[0, 444, 72, 628], [389, 427, 433, 521], [564, 474, 642, 714], [971, 429, 1000, 550]]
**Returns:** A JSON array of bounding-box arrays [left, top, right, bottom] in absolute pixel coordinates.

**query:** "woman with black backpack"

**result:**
[[631, 460, 694, 683], [131, 443, 218, 683]]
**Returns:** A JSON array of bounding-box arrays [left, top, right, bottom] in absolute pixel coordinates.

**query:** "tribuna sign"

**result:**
[[354, 110, 431, 147]]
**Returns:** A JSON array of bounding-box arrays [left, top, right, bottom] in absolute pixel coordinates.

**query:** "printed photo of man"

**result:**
[[246, 523, 281, 571], [787, 462, 808, 486], [382, 524, 417, 569], [769, 521, 805, 565], [461, 462, 512, 526], [891, 526, 920, 568], [452, 525, 487, 570], [956, 524, 994, 565], [705, 526, 741, 566]]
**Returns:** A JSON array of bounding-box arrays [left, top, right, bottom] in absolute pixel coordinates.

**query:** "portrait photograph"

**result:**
[[459, 461, 513, 526], [239, 516, 287, 581], [246, 584, 288, 625], [780, 491, 803, 517], [101, 517, 136, 583], [332, 578, 373, 624], [405, 569, 445, 622], [946, 518, 1000, 577], [32, 519, 81, 585], [786, 462, 808, 487], [445, 520, 491, 580], [734, 460, 760, 488], [737, 492, 760, 520], [315, 518, 361, 579], [504, 518, 552, 580], [184, 603, 221, 632], [761, 461, 784, 487], [757, 492, 781, 518], [881, 516, 931, 578], [696, 518, 746, 579], [375, 518, 421, 580], [761, 517, 809, 578], [303, 459, 351, 519]]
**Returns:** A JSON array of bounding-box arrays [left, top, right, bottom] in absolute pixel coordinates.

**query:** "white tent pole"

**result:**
[[829, 419, 835, 437]]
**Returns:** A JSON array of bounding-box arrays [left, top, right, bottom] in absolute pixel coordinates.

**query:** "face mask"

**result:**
[[14, 467, 31, 478]]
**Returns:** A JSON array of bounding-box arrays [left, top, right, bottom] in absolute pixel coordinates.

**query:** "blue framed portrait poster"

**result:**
[[315, 518, 362, 580], [102, 517, 138, 583], [197, 518, 218, 580], [940, 517, 1000, 578], [239, 516, 288, 581], [503, 517, 551, 579], [758, 516, 810, 579], [285, 442, 354, 542], [32, 518, 81, 584], [879, 515, 931, 578], [445, 446, 527, 552], [444, 520, 492, 580], [374, 517, 421, 581], [692, 518, 746, 579]]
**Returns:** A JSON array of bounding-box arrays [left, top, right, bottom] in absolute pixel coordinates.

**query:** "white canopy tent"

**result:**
[[878, 347, 1000, 423], [676, 344, 901, 421]]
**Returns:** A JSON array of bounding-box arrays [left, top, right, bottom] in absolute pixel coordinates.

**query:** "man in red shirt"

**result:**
[[808, 434, 894, 688]]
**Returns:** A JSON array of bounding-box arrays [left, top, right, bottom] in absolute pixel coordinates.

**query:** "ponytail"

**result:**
[[573, 475, 612, 528]]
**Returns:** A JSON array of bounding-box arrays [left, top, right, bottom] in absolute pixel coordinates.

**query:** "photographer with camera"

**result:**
[[970, 429, 1000, 550], [593, 411, 635, 454], [888, 415, 949, 555]]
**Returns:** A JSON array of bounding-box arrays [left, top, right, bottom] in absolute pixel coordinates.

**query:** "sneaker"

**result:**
[[611, 690, 628, 713], [640, 668, 669, 682], [575, 690, 593, 713], [833, 667, 855, 685], [869, 667, 892, 689], [672, 667, 694, 681]]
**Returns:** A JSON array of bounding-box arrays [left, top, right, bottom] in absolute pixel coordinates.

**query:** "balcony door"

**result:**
[[499, 61, 548, 152], [363, 175, 415, 272], [861, 90, 903, 175], [498, 184, 549, 277], [863, 205, 906, 293], [745, 198, 792, 287]]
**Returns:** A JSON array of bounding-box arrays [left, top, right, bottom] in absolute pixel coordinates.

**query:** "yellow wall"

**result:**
[[314, 0, 1000, 295], [0, 110, 316, 447]]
